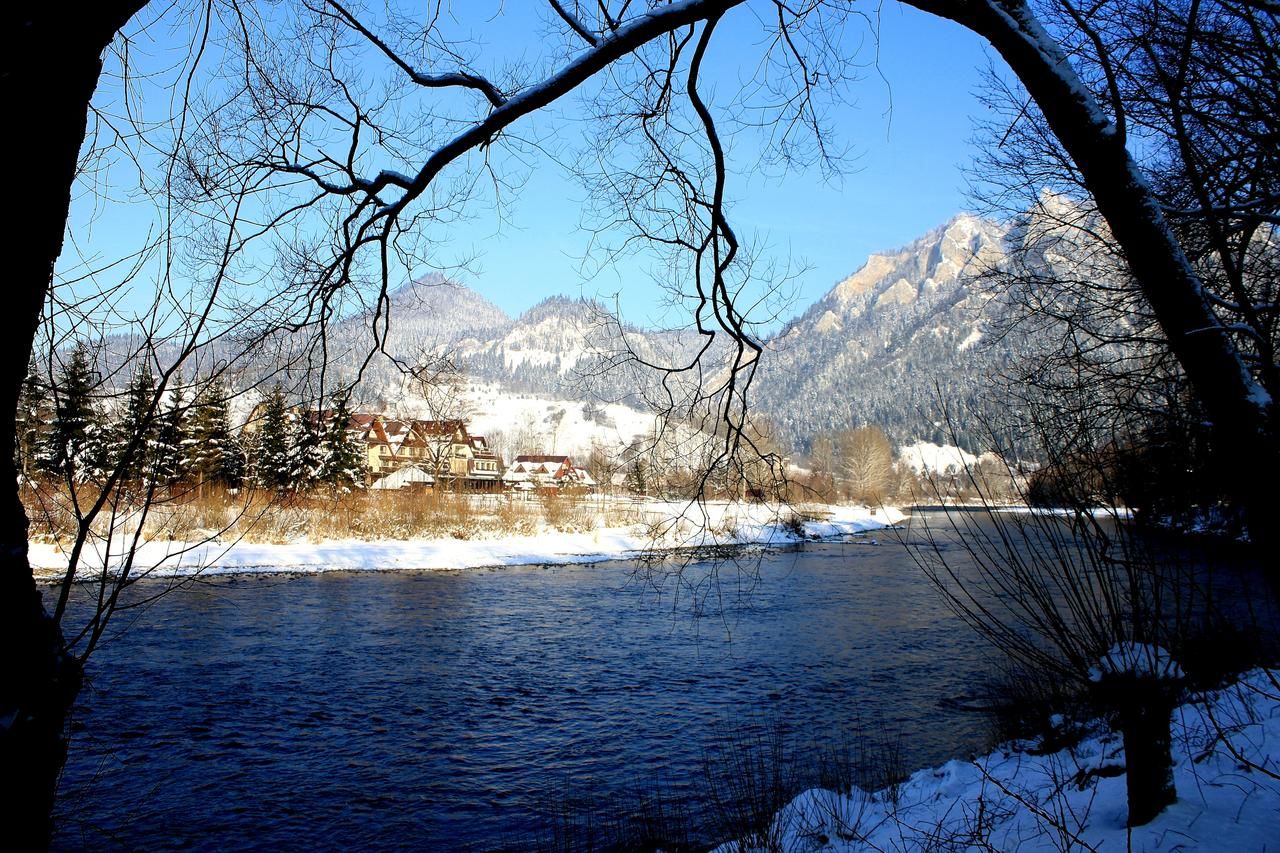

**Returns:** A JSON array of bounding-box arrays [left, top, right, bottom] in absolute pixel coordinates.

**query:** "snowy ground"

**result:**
[[27, 501, 904, 580], [463, 390, 656, 458], [714, 669, 1280, 852], [898, 441, 979, 476]]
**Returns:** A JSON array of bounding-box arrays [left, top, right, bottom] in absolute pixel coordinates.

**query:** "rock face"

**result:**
[[102, 213, 1031, 453], [752, 215, 1017, 449], [824, 215, 1002, 312], [307, 214, 1028, 452]]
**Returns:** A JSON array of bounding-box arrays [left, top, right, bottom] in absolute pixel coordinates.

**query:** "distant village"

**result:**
[[14, 349, 604, 498], [18, 349, 1015, 505], [344, 413, 597, 494]]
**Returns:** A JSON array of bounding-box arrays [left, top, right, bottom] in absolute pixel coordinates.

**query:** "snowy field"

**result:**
[[27, 501, 905, 580], [714, 669, 1280, 851], [898, 441, 980, 476]]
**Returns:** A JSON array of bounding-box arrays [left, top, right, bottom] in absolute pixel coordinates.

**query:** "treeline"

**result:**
[[16, 344, 367, 495], [794, 425, 1023, 505]]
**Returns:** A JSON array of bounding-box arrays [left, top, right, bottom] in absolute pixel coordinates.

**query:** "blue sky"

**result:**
[[64, 2, 1000, 334], [430, 3, 999, 327]]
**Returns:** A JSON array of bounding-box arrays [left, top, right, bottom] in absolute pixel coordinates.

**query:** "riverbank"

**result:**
[[28, 500, 906, 580], [714, 667, 1280, 851]]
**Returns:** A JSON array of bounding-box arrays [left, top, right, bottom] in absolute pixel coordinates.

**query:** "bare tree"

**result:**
[[803, 432, 840, 503], [583, 438, 625, 497], [5, 0, 1278, 843], [837, 426, 895, 504], [914, 442, 1203, 826], [405, 355, 473, 487], [970, 0, 1278, 532]]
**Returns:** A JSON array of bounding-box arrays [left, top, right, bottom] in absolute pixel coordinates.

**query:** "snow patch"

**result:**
[[957, 327, 983, 351], [715, 667, 1280, 852], [1089, 642, 1185, 682], [899, 442, 977, 475], [28, 502, 906, 579]]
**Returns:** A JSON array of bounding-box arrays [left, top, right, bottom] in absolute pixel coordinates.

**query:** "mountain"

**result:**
[[257, 214, 1029, 453], [90, 213, 1036, 456], [377, 275, 513, 345], [752, 214, 1020, 450]]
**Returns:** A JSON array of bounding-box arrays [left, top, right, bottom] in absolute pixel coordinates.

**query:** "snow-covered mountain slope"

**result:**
[[378, 274, 512, 343], [96, 212, 1051, 456], [752, 214, 1020, 450], [487, 297, 601, 374], [266, 214, 1032, 454], [463, 390, 657, 459], [259, 287, 676, 458]]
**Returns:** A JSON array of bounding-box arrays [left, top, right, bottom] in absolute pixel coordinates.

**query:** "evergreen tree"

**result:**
[[153, 374, 188, 486], [114, 364, 161, 481], [249, 386, 294, 490], [73, 421, 114, 485], [290, 410, 324, 491], [626, 458, 648, 496], [14, 360, 49, 481], [184, 378, 244, 494], [316, 396, 367, 492], [38, 343, 103, 481]]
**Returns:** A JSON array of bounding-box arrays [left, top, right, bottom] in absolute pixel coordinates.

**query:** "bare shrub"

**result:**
[[495, 495, 540, 537], [439, 491, 477, 540], [524, 777, 698, 853], [702, 720, 802, 851], [26, 481, 718, 553], [597, 497, 646, 529], [541, 493, 598, 533], [21, 482, 82, 543], [972, 663, 1097, 754]]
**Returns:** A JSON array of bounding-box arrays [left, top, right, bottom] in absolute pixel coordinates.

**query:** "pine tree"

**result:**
[[184, 378, 244, 495], [290, 410, 323, 491], [153, 374, 188, 487], [249, 386, 294, 491], [14, 360, 49, 481], [316, 396, 367, 492], [72, 421, 114, 485], [626, 458, 648, 496], [221, 429, 245, 490], [38, 343, 102, 481], [114, 364, 161, 482]]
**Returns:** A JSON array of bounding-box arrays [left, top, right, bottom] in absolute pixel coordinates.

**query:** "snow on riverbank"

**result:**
[[27, 501, 905, 580], [715, 668, 1280, 851]]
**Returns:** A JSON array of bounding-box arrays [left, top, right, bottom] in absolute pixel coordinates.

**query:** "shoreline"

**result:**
[[712, 668, 1280, 851], [28, 501, 907, 581]]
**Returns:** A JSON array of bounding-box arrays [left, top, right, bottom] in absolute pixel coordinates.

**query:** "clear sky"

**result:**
[[63, 2, 1002, 334], [425, 3, 999, 327]]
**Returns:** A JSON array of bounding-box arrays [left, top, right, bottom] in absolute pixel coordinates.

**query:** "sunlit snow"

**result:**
[[714, 669, 1280, 851], [28, 502, 904, 579]]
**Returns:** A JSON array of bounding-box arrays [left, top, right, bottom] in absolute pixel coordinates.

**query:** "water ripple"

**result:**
[[56, 535, 998, 850]]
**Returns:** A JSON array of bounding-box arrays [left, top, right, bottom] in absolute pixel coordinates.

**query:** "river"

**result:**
[[48, 515, 1063, 850]]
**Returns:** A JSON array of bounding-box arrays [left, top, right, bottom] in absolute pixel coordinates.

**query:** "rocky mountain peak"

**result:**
[[750, 212, 1019, 449], [821, 214, 1004, 320], [385, 275, 511, 336]]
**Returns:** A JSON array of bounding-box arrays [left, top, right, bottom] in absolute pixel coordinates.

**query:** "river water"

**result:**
[[50, 518, 1024, 850]]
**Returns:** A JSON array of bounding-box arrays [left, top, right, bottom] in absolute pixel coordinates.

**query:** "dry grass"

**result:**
[[22, 482, 642, 545]]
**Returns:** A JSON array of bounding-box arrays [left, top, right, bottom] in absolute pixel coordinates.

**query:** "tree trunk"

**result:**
[[1117, 692, 1178, 826], [908, 0, 1276, 538], [1091, 671, 1181, 827], [0, 4, 147, 846]]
